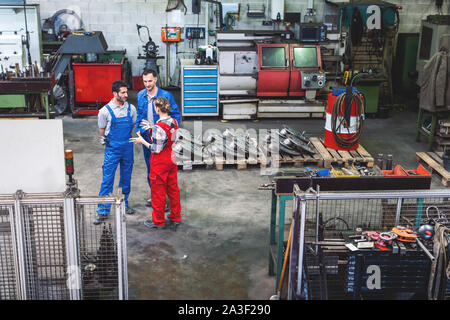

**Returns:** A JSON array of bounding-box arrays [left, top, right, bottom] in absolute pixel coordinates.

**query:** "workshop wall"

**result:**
[[28, 0, 450, 81]]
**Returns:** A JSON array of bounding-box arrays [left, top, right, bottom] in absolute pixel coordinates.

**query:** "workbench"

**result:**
[[0, 77, 53, 119]]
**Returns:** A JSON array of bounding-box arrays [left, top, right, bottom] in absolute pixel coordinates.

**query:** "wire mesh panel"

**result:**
[[290, 189, 450, 300], [0, 193, 127, 300], [21, 203, 69, 300], [75, 202, 120, 300], [0, 205, 18, 299]]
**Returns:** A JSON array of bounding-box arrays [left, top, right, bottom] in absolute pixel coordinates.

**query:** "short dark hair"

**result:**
[[142, 69, 158, 77], [112, 80, 127, 93], [154, 97, 170, 113]]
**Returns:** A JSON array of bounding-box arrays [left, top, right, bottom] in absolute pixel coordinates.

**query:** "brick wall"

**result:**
[[29, 0, 450, 81]]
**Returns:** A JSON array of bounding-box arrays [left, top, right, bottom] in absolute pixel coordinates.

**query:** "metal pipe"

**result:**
[[315, 185, 320, 255], [23, 0, 32, 67], [9, 206, 22, 299], [296, 197, 307, 298], [298, 189, 450, 201], [416, 238, 435, 261], [310, 241, 346, 246], [13, 196, 27, 299], [121, 200, 129, 300], [116, 201, 124, 300], [205, 2, 209, 45], [63, 196, 81, 300], [395, 198, 403, 226]]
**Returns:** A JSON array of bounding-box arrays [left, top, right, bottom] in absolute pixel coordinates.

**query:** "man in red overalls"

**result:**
[[130, 97, 181, 230]]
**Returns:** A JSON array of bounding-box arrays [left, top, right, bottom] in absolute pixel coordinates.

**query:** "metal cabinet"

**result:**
[[182, 65, 219, 116]]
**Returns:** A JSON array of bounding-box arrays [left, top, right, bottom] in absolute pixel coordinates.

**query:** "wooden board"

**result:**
[[416, 152, 450, 187], [310, 137, 334, 168]]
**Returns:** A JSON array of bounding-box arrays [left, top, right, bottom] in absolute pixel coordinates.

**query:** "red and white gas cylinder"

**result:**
[[324, 89, 363, 151]]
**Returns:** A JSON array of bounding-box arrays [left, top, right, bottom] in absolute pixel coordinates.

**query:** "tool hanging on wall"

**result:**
[[137, 24, 164, 76], [166, 0, 187, 15], [350, 7, 363, 46]]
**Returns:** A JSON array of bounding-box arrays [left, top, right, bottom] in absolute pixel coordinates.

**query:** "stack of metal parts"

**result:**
[[331, 161, 383, 177], [172, 128, 258, 163], [172, 131, 204, 162], [266, 126, 316, 157]]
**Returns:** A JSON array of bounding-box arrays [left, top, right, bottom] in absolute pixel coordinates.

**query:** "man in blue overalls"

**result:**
[[136, 69, 181, 207], [96, 80, 137, 225]]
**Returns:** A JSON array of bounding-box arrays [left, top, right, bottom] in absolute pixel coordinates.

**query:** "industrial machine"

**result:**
[[50, 31, 131, 116], [416, 15, 450, 86], [217, 29, 327, 120], [195, 45, 217, 65], [0, 3, 56, 118], [41, 9, 84, 42], [297, 23, 327, 43]]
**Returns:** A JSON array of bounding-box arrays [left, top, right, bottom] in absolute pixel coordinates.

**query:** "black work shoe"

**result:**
[[166, 216, 180, 230], [93, 214, 108, 225], [146, 198, 152, 207], [125, 207, 135, 215], [143, 220, 166, 230]]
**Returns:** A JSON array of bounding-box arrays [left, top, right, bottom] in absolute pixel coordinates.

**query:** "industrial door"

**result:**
[[289, 44, 322, 97], [256, 43, 290, 97]]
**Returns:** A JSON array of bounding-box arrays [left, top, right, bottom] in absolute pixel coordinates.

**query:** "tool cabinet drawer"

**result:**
[[182, 65, 219, 116]]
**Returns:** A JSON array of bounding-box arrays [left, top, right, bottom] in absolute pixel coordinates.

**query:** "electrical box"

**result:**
[[192, 0, 201, 14], [185, 27, 205, 40], [161, 27, 181, 42]]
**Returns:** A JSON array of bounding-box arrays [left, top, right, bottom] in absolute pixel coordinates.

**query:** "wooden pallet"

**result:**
[[214, 154, 261, 171], [416, 152, 450, 187], [270, 152, 324, 168], [309, 138, 374, 168], [176, 136, 374, 171]]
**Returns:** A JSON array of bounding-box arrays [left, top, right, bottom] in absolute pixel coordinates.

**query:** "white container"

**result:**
[[270, 0, 285, 21]]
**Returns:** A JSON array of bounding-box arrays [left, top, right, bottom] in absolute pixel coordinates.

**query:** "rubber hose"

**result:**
[[331, 92, 365, 149]]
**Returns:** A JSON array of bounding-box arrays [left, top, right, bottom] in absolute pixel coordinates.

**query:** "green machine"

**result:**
[[352, 73, 387, 114], [393, 33, 420, 95]]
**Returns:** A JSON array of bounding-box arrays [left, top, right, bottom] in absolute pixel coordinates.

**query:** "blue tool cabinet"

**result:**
[[182, 65, 219, 116]]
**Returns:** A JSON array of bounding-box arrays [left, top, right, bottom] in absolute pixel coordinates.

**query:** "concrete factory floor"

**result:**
[[59, 91, 443, 300]]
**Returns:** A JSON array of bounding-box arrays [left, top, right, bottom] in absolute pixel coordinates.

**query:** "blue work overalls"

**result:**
[[97, 104, 134, 215]]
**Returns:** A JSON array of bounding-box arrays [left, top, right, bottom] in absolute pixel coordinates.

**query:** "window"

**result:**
[[293, 47, 318, 68], [261, 47, 286, 67]]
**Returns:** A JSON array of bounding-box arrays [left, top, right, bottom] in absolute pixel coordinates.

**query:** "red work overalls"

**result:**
[[149, 119, 181, 226]]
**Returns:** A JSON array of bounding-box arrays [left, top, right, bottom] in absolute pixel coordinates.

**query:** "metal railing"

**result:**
[[288, 187, 450, 300], [0, 190, 127, 300]]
